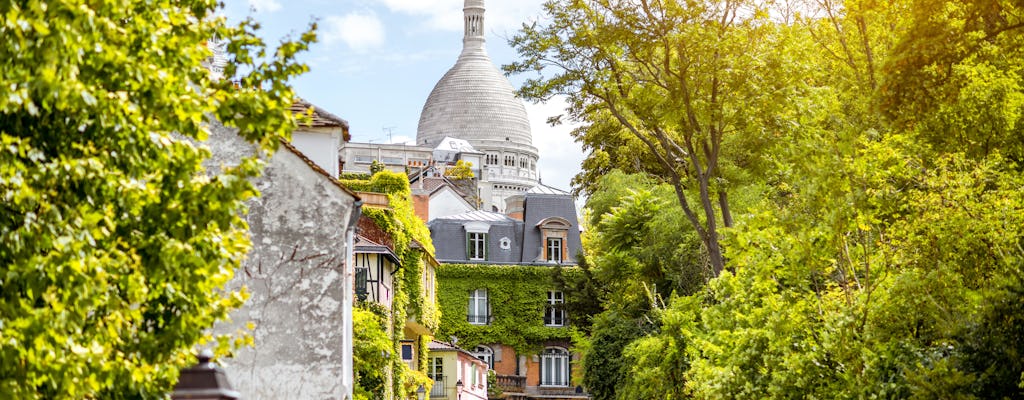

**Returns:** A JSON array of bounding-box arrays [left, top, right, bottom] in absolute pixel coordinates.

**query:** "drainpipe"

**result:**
[[342, 200, 363, 400]]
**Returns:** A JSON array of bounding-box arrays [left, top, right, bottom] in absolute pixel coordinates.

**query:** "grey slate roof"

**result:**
[[428, 192, 580, 265], [521, 193, 582, 263]]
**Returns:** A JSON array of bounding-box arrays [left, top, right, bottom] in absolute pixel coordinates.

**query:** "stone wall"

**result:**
[[206, 122, 359, 399]]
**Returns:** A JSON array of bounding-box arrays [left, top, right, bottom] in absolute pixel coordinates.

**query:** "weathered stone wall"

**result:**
[[206, 122, 358, 399]]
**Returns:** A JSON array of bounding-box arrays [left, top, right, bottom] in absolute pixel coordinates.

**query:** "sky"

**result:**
[[221, 0, 585, 193]]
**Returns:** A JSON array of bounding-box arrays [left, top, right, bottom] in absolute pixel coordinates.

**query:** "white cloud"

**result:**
[[322, 12, 387, 52], [525, 96, 584, 193], [375, 0, 547, 33], [247, 0, 281, 13]]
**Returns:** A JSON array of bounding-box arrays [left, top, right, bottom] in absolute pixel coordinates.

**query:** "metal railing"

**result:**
[[430, 377, 447, 398]]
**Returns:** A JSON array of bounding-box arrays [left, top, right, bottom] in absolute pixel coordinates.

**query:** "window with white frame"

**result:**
[[468, 232, 487, 260], [467, 288, 489, 324], [545, 291, 565, 326], [428, 357, 444, 396], [504, 154, 515, 166], [540, 347, 570, 387], [546, 237, 563, 263], [472, 345, 494, 369]]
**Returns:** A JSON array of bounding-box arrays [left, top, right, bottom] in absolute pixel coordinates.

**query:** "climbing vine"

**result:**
[[346, 170, 440, 399], [436, 264, 581, 353]]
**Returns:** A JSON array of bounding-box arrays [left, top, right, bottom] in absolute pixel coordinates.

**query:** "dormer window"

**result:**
[[546, 238, 562, 263], [468, 232, 487, 260], [464, 221, 490, 261], [537, 217, 572, 264]]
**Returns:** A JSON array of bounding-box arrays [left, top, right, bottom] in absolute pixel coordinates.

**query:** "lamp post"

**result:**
[[455, 379, 464, 400], [171, 349, 240, 400], [417, 384, 426, 400]]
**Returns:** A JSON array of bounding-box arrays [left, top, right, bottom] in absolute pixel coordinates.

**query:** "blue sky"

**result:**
[[221, 0, 585, 193]]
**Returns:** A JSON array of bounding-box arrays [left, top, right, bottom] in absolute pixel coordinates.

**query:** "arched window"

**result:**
[[472, 345, 494, 369], [540, 347, 570, 387]]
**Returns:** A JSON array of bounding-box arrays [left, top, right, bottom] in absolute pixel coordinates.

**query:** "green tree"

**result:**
[[443, 159, 476, 180], [509, 0, 802, 274], [0, 0, 313, 397]]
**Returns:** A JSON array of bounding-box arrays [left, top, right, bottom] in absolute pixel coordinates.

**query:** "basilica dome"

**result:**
[[416, 0, 535, 154]]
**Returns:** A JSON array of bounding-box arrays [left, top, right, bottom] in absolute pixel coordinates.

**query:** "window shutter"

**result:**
[[483, 233, 488, 260], [466, 233, 471, 260]]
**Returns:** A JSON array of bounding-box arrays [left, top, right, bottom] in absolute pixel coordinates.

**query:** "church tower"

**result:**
[[417, 0, 540, 212]]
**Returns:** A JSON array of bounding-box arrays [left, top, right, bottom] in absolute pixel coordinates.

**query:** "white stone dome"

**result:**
[[416, 0, 535, 155]]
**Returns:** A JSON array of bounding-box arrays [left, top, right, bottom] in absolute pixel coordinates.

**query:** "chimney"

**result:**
[[505, 194, 524, 221]]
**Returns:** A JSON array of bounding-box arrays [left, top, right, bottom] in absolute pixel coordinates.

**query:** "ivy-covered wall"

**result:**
[[436, 263, 581, 353], [344, 170, 439, 399]]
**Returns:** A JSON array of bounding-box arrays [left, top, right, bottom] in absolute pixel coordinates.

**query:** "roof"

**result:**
[[290, 98, 351, 141], [279, 140, 360, 200], [427, 340, 487, 365], [415, 5, 534, 154], [528, 183, 571, 196], [354, 234, 401, 264], [433, 210, 516, 223]]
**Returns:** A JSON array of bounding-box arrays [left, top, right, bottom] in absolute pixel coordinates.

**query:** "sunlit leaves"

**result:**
[[0, 0, 312, 397]]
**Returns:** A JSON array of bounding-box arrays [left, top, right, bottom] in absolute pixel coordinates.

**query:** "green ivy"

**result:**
[[436, 264, 581, 354], [346, 170, 439, 399]]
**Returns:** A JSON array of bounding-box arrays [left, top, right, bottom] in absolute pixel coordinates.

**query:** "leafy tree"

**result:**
[[0, 0, 312, 397], [509, 0, 802, 274], [370, 159, 387, 175], [530, 0, 1024, 398], [444, 159, 476, 180], [568, 171, 707, 399]]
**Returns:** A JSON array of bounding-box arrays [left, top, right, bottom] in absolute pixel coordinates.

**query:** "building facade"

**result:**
[[207, 103, 361, 399]]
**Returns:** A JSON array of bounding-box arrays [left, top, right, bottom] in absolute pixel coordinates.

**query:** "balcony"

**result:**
[[495, 374, 525, 394], [430, 377, 447, 398]]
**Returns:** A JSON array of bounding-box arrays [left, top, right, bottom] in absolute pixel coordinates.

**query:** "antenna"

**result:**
[[382, 126, 396, 143]]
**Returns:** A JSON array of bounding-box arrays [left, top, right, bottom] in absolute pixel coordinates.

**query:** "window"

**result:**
[[472, 345, 494, 369], [428, 357, 443, 379], [354, 155, 374, 164], [545, 291, 565, 326], [468, 232, 487, 261], [428, 357, 445, 396], [355, 266, 368, 301], [546, 237, 563, 263], [401, 343, 414, 360], [504, 155, 515, 166], [519, 157, 527, 168], [468, 288, 489, 325], [540, 347, 570, 387], [486, 153, 499, 165]]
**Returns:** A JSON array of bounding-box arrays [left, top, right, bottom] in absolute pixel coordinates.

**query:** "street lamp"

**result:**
[[171, 349, 240, 400], [455, 379, 464, 400], [417, 384, 426, 400]]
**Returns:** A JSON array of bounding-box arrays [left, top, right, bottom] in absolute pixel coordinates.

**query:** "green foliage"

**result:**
[[509, 0, 805, 273], [0, 0, 312, 397], [345, 170, 438, 399], [435, 264, 577, 353], [444, 160, 476, 180], [339, 172, 372, 181], [520, 0, 1024, 398], [353, 306, 392, 400], [486, 370, 502, 398], [370, 159, 386, 175]]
